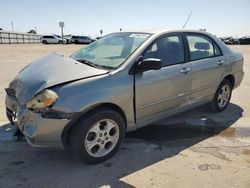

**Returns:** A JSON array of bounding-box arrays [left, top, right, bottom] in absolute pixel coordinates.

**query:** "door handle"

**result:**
[[180, 67, 191, 74], [217, 60, 225, 66]]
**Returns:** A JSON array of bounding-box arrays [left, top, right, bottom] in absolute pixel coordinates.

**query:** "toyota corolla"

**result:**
[[5, 29, 244, 163]]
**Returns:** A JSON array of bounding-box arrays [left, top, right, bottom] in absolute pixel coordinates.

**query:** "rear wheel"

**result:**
[[209, 79, 232, 112], [42, 40, 47, 44], [59, 40, 63, 44], [69, 107, 125, 163]]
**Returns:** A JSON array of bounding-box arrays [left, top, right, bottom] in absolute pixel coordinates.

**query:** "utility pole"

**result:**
[[59, 22, 64, 44], [61, 26, 64, 40], [11, 21, 14, 32]]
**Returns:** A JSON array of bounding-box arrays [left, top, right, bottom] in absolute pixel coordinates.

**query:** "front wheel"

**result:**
[[209, 79, 232, 112], [69, 107, 125, 163]]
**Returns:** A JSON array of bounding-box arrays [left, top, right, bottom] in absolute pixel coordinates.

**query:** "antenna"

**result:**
[[182, 12, 192, 29]]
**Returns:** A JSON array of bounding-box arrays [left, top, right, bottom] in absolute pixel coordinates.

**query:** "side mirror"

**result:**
[[137, 58, 162, 73]]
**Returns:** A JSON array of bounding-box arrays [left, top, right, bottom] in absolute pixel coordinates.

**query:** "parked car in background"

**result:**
[[71, 35, 96, 44], [239, 37, 250, 44], [225, 38, 239, 45], [27, 29, 37, 34], [63, 36, 72, 44], [41, 35, 66, 44], [5, 29, 244, 163], [54, 35, 71, 44], [219, 37, 239, 45]]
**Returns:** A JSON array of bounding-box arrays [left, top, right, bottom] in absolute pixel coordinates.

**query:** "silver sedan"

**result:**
[[5, 29, 244, 163]]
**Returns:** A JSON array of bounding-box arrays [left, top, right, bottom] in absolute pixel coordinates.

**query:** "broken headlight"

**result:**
[[27, 89, 58, 110]]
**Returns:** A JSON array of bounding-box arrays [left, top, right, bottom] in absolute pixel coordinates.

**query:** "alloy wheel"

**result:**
[[217, 84, 231, 108], [84, 119, 119, 157]]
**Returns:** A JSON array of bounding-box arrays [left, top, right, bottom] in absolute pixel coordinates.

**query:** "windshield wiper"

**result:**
[[76, 59, 98, 68], [76, 59, 114, 70]]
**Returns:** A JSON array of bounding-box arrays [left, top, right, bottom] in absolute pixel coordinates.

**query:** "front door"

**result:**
[[135, 34, 191, 126], [51, 36, 58, 43]]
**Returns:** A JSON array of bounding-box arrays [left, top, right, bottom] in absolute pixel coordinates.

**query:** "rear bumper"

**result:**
[[5, 94, 70, 148], [234, 70, 244, 89]]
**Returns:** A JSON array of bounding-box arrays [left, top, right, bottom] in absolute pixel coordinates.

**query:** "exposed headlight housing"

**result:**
[[27, 89, 58, 110]]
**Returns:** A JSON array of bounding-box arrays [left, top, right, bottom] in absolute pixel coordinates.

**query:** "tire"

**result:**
[[42, 40, 47, 44], [209, 79, 232, 112], [59, 40, 63, 44], [69, 107, 125, 164], [75, 40, 79, 44]]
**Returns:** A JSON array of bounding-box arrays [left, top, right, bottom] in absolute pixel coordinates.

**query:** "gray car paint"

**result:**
[[5, 29, 244, 148], [10, 52, 109, 106]]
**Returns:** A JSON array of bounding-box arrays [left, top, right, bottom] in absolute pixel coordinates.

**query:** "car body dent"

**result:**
[[9, 52, 109, 106], [25, 110, 70, 148]]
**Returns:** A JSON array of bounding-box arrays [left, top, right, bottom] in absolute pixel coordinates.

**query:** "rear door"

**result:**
[[184, 33, 225, 101], [135, 33, 192, 125]]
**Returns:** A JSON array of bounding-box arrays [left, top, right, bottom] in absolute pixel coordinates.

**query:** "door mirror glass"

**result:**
[[137, 58, 162, 73]]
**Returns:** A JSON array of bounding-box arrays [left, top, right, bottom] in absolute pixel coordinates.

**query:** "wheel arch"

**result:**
[[61, 102, 127, 149], [223, 74, 235, 88]]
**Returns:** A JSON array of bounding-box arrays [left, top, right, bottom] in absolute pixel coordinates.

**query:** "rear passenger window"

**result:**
[[144, 35, 185, 66], [187, 35, 221, 61], [214, 44, 222, 56]]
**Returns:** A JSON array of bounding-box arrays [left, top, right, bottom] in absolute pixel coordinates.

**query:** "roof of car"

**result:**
[[122, 28, 210, 35]]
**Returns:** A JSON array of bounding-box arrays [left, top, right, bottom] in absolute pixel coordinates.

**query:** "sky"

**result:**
[[0, 0, 250, 37]]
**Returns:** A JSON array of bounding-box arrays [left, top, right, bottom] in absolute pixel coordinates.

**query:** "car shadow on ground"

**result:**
[[0, 103, 244, 187]]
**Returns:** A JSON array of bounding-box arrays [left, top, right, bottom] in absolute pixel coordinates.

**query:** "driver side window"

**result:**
[[144, 35, 185, 66]]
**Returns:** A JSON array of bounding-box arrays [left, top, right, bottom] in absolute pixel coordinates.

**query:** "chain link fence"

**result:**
[[0, 31, 41, 44]]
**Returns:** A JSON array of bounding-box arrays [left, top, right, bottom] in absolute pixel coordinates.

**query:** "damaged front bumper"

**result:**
[[5, 93, 72, 148]]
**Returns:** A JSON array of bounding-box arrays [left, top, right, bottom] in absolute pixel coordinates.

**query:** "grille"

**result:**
[[5, 88, 16, 97]]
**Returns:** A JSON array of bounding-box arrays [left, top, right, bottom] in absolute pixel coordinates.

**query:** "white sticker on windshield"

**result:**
[[129, 34, 150, 38]]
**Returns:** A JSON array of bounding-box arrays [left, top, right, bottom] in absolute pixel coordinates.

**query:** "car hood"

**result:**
[[9, 52, 109, 105]]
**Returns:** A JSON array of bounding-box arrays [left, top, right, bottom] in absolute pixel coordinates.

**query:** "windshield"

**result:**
[[71, 32, 151, 69]]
